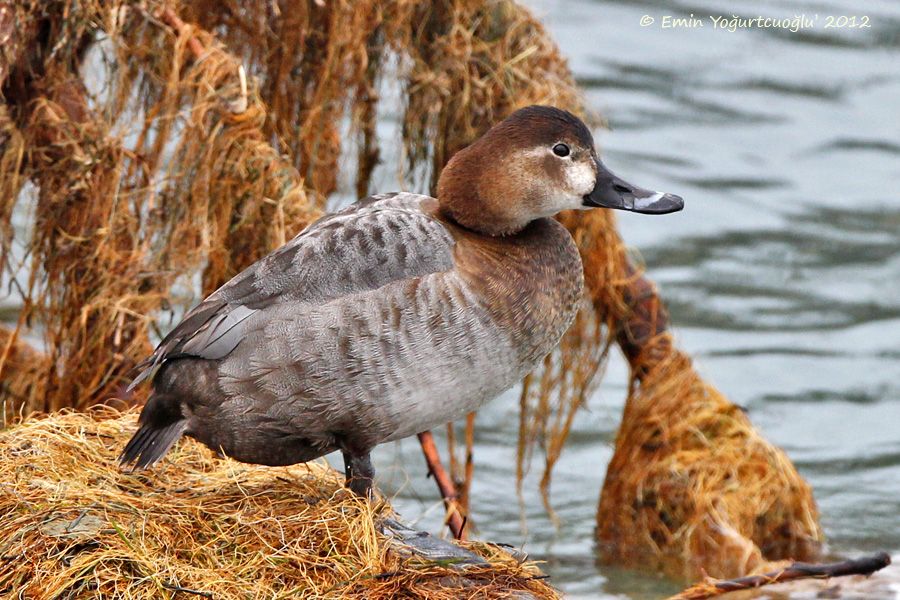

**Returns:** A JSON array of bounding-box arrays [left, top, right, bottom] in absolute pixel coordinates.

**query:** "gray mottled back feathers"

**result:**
[[129, 193, 454, 390]]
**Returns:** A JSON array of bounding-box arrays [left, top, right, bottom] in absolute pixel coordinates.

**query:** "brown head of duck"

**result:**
[[437, 105, 683, 236]]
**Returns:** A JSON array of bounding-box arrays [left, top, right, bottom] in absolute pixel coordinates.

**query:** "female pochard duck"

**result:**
[[121, 106, 683, 496]]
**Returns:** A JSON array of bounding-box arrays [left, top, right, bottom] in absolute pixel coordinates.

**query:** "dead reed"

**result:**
[[597, 336, 823, 581]]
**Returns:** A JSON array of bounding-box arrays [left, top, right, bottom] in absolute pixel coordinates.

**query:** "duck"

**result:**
[[120, 105, 683, 496]]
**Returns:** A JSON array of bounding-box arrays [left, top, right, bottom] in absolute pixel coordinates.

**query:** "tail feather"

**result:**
[[120, 419, 187, 469], [120, 393, 187, 470]]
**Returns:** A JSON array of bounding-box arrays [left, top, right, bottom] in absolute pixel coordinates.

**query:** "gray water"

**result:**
[[370, 0, 900, 597]]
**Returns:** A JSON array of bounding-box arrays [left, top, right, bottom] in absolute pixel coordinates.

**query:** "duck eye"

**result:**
[[552, 143, 570, 157]]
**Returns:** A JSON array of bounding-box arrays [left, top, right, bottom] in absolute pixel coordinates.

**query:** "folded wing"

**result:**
[[128, 193, 456, 390]]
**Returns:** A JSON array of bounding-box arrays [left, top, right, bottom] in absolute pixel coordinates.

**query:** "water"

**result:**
[[370, 0, 900, 597]]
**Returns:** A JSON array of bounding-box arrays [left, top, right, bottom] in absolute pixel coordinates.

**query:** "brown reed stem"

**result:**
[[0, 0, 40, 91], [156, 6, 206, 59], [615, 261, 672, 378], [0, 2, 15, 86], [417, 431, 467, 540], [667, 552, 891, 599]]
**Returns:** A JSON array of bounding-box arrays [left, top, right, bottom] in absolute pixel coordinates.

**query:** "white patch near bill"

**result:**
[[565, 160, 596, 198]]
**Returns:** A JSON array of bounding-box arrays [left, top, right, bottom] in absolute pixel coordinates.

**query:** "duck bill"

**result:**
[[583, 159, 684, 214]]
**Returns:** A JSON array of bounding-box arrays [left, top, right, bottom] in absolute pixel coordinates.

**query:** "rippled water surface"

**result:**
[[372, 0, 900, 597]]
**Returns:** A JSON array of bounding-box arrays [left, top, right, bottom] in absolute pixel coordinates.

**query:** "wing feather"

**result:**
[[128, 193, 455, 388]]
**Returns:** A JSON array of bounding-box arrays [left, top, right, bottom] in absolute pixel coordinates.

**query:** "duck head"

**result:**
[[437, 105, 684, 236]]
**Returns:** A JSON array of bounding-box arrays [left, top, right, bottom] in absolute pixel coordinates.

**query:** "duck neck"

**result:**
[[437, 147, 533, 237], [438, 194, 531, 237]]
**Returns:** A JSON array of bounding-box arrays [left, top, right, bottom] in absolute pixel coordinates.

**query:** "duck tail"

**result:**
[[119, 393, 187, 470]]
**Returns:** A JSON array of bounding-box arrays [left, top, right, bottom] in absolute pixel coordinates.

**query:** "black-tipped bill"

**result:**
[[583, 159, 684, 214]]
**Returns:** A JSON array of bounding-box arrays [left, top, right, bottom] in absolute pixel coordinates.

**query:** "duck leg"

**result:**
[[342, 450, 353, 482], [417, 431, 467, 540], [342, 451, 374, 498]]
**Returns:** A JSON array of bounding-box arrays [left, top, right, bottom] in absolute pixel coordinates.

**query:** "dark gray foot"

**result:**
[[380, 517, 487, 566], [342, 451, 374, 498]]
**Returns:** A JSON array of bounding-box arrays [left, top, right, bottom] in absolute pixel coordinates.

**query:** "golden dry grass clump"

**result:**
[[0, 409, 558, 599], [597, 337, 823, 582]]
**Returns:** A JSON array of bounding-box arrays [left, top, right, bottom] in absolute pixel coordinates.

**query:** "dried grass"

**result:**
[[0, 408, 558, 599], [597, 337, 823, 581], [180, 1, 391, 200]]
